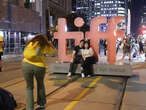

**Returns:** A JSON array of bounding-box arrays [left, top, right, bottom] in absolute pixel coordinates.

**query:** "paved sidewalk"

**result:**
[[121, 65, 146, 110], [0, 53, 146, 110], [1, 74, 61, 109], [2, 54, 23, 62]]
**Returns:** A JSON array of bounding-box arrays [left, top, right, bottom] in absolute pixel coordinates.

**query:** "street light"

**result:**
[[0, 31, 3, 37]]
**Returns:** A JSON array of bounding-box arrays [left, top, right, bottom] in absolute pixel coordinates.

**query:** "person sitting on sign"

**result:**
[[67, 40, 84, 77], [0, 35, 4, 72], [81, 40, 96, 78]]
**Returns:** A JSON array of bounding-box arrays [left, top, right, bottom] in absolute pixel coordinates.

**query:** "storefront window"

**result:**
[[2, 31, 29, 54]]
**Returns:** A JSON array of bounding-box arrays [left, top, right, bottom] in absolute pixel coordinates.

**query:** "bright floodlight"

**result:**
[[0, 31, 3, 37]]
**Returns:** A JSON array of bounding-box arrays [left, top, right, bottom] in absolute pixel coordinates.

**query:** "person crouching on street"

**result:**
[[22, 34, 55, 110], [67, 40, 84, 77]]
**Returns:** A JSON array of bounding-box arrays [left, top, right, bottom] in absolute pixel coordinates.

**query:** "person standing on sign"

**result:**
[[22, 34, 55, 110], [67, 40, 84, 77], [0, 35, 4, 72]]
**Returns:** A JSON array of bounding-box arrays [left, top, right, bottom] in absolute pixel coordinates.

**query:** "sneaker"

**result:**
[[81, 73, 85, 78], [67, 72, 71, 77], [80, 67, 83, 71], [36, 106, 45, 110]]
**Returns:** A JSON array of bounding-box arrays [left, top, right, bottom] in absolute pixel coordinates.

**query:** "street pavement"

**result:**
[[45, 76, 123, 110], [0, 53, 146, 110], [121, 66, 146, 110], [2, 54, 23, 62]]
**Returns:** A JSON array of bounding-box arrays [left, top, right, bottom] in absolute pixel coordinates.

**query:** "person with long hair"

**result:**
[[22, 34, 55, 110], [81, 41, 96, 78]]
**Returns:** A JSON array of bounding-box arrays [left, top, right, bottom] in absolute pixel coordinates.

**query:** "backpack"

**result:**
[[0, 88, 17, 110], [133, 52, 136, 58]]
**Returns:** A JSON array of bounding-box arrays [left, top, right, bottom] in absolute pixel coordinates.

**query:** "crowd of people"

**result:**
[[0, 32, 145, 109], [120, 34, 145, 61], [99, 34, 145, 61], [67, 34, 146, 78], [21, 33, 145, 110]]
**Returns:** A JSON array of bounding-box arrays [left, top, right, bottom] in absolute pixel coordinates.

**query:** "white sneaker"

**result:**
[[67, 72, 71, 77], [81, 73, 85, 78]]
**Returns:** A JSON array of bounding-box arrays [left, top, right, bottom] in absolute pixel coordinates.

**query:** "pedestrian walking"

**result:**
[[132, 40, 139, 58], [139, 38, 144, 54], [116, 39, 122, 54], [0, 35, 4, 72], [67, 39, 84, 77], [122, 36, 131, 61], [22, 34, 55, 110], [103, 40, 107, 56], [99, 39, 103, 55], [50, 31, 58, 49]]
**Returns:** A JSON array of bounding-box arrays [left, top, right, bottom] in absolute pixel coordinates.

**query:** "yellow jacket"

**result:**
[[23, 42, 55, 68], [0, 36, 4, 52]]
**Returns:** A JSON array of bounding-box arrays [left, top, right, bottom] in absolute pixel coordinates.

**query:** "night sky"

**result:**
[[131, 0, 146, 34]]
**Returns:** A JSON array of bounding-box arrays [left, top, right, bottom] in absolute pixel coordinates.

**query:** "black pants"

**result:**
[[116, 45, 120, 54], [52, 39, 58, 49], [139, 45, 144, 53], [0, 52, 3, 60], [81, 57, 96, 76], [69, 56, 83, 75]]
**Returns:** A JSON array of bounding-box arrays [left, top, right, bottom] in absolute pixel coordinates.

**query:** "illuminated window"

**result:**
[[24, 0, 36, 8], [30, 0, 35, 3], [24, 0, 35, 3]]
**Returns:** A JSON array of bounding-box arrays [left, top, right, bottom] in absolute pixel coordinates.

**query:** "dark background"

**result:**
[[131, 0, 146, 34]]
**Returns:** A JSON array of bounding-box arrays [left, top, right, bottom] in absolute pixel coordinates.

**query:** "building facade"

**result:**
[[48, 0, 72, 27], [141, 5, 146, 23], [96, 0, 127, 17], [73, 0, 128, 24], [139, 0, 146, 35], [74, 0, 91, 24], [0, 0, 46, 54], [0, 0, 72, 54]]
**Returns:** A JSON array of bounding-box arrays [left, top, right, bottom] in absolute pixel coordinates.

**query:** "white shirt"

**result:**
[[82, 48, 94, 58]]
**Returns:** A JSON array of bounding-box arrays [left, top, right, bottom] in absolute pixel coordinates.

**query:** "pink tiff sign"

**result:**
[[54, 16, 125, 64]]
